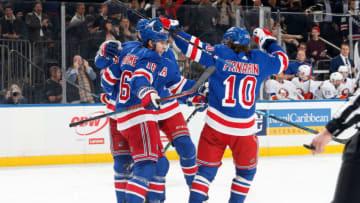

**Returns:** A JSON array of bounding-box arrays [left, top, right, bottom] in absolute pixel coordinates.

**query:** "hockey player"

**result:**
[[310, 87, 360, 203], [315, 72, 344, 99], [291, 64, 318, 100], [96, 19, 205, 202], [265, 72, 301, 100], [117, 23, 208, 203], [338, 65, 356, 98], [95, 20, 170, 203], [157, 17, 288, 203]]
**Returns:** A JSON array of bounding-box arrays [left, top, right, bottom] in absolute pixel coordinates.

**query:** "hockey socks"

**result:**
[[173, 136, 198, 186], [146, 156, 169, 202], [189, 166, 218, 203], [113, 155, 133, 203], [229, 168, 256, 203], [125, 161, 156, 203]]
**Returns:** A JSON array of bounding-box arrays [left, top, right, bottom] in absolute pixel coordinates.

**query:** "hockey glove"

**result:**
[[253, 28, 276, 51], [198, 82, 209, 97], [186, 95, 208, 112], [99, 40, 122, 58], [100, 93, 111, 105], [159, 17, 180, 31], [138, 87, 161, 110]]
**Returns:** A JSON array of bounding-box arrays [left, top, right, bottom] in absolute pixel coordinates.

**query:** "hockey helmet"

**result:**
[[298, 64, 311, 78], [140, 24, 168, 45], [338, 65, 349, 73], [136, 19, 149, 31], [223, 27, 250, 46], [330, 72, 343, 82]]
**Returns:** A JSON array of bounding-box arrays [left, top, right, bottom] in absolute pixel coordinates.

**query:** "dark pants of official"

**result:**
[[332, 132, 360, 203]]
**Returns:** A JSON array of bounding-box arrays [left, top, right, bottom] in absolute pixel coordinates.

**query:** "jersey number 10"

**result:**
[[222, 75, 257, 109]]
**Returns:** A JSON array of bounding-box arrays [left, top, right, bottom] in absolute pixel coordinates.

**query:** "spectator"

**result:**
[[284, 49, 312, 80], [66, 55, 97, 103], [4, 84, 27, 104], [334, 0, 349, 15], [95, 19, 116, 42], [67, 15, 98, 60], [0, 4, 24, 39], [106, 0, 126, 25], [176, 0, 200, 34], [25, 1, 52, 42], [117, 17, 136, 42], [271, 22, 303, 59], [128, 0, 146, 24], [340, 0, 360, 41], [213, 0, 233, 34], [94, 3, 108, 28], [43, 66, 62, 103], [70, 3, 85, 26], [306, 26, 327, 61], [283, 0, 310, 55], [161, 0, 184, 20], [195, 0, 220, 44], [144, 0, 167, 18], [329, 42, 354, 75]]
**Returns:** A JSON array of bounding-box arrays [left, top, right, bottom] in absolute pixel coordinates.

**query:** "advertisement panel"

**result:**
[[267, 108, 331, 135]]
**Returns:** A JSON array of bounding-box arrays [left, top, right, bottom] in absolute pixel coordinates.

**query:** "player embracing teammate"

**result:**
[[157, 17, 288, 203], [95, 19, 206, 203]]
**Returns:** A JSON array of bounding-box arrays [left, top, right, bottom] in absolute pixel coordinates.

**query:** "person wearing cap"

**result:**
[[306, 26, 327, 61]]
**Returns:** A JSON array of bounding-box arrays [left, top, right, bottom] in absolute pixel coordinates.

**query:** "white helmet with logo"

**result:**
[[330, 72, 343, 82], [298, 64, 311, 79]]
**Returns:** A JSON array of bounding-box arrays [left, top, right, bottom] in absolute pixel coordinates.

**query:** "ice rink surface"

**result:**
[[0, 154, 342, 203]]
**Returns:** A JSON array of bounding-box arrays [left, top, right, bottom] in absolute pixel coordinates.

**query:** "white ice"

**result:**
[[0, 154, 342, 203]]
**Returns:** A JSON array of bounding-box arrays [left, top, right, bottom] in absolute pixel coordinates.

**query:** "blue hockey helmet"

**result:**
[[223, 27, 250, 46], [140, 24, 168, 45], [136, 19, 148, 31]]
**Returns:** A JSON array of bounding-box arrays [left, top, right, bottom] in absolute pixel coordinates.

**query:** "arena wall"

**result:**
[[0, 100, 351, 167]]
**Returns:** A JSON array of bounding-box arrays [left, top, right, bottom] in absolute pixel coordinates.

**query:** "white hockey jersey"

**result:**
[[315, 80, 339, 99], [291, 77, 319, 99], [265, 79, 300, 100], [338, 78, 356, 98]]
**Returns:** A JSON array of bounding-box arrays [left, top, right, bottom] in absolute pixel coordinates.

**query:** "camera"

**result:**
[[12, 91, 19, 97], [306, 3, 324, 22]]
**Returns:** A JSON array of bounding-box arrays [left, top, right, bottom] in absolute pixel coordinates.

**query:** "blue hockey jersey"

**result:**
[[112, 45, 195, 130], [173, 30, 289, 136]]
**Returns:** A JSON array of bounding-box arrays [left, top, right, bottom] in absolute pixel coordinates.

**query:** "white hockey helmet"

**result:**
[[338, 65, 349, 73], [298, 64, 311, 78], [330, 72, 343, 82]]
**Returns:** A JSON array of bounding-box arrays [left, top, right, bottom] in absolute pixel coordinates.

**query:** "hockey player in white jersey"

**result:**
[[265, 72, 301, 100], [291, 64, 318, 99], [338, 65, 356, 98], [315, 72, 343, 99]]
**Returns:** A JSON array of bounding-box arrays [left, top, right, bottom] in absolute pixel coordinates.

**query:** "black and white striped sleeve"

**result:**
[[326, 92, 360, 136]]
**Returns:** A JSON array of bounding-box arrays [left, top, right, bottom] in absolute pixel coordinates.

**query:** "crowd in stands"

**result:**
[[0, 0, 359, 104]]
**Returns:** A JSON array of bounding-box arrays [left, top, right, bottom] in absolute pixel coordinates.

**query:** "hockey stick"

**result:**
[[255, 110, 349, 147], [69, 66, 216, 128], [163, 108, 199, 151]]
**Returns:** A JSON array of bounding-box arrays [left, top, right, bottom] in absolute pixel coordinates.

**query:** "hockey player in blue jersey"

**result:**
[[96, 19, 206, 202], [96, 42, 171, 203], [158, 17, 288, 203], [95, 20, 206, 203]]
